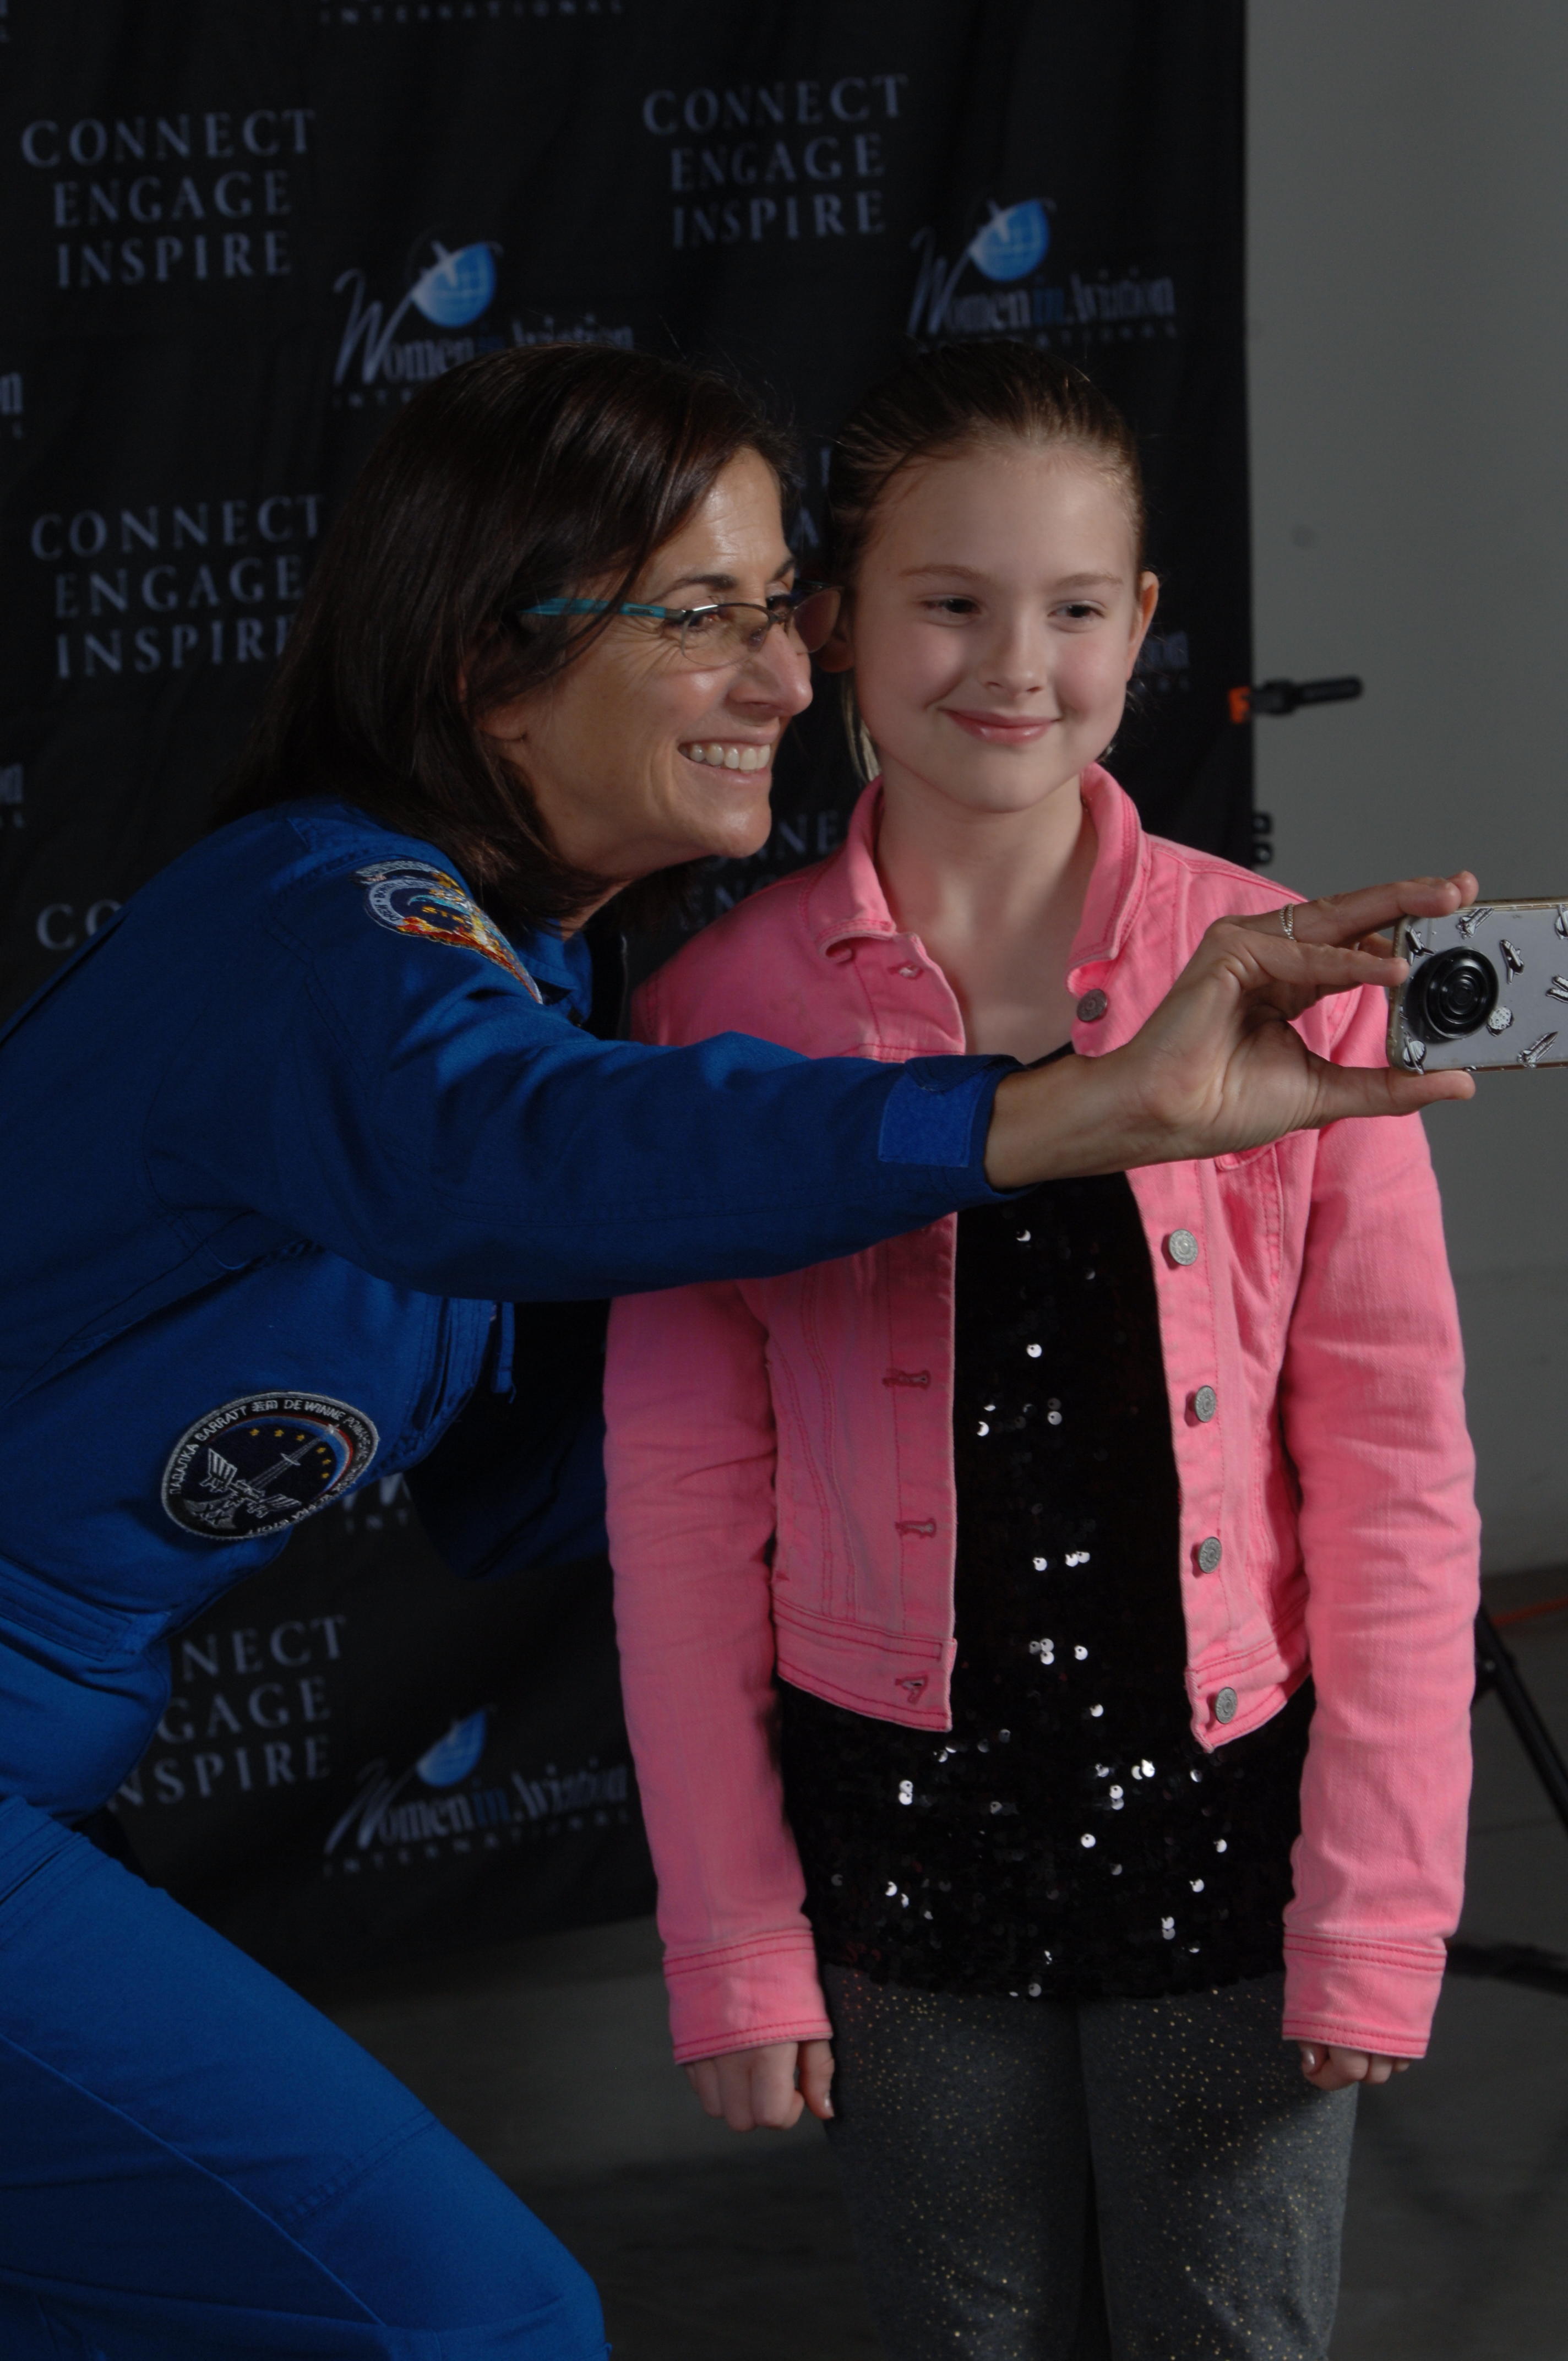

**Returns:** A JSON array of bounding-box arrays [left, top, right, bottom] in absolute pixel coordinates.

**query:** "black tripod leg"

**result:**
[[1474, 1603, 1568, 1839], [1446, 1605, 1568, 1995]]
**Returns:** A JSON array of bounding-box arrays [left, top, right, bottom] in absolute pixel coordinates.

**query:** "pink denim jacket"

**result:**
[[606, 770, 1479, 2065]]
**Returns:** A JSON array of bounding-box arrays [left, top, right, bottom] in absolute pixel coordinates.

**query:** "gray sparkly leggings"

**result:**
[[821, 1965, 1357, 2361]]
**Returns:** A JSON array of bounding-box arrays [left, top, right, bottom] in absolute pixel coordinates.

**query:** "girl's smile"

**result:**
[[939, 706, 1061, 743]]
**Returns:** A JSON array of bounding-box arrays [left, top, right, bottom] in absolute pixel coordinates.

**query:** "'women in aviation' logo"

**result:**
[[334, 235, 501, 393], [909, 195, 1177, 348]]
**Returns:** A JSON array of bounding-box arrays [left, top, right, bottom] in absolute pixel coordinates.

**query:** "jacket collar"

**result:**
[[804, 765, 1152, 975], [804, 780, 900, 954], [511, 920, 594, 1016], [1066, 763, 1152, 977]]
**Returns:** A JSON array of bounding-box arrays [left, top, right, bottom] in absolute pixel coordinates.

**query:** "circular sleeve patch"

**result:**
[[162, 1394, 379, 1540]]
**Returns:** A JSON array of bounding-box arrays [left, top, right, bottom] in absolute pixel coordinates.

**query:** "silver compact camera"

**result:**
[[1387, 901, 1568, 1073]]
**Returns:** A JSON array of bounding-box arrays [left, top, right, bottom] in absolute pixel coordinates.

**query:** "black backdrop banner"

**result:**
[[0, 2, 1250, 1979]]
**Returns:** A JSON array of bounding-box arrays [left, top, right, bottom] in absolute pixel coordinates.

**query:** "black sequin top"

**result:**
[[778, 1168, 1311, 2002]]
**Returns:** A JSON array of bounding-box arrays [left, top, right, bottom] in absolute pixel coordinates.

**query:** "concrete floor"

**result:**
[[314, 1580, 1568, 2359]]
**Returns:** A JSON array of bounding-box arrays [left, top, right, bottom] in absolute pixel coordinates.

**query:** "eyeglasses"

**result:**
[[514, 584, 842, 667]]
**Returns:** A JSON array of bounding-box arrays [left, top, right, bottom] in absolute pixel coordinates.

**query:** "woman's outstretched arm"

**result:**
[[139, 832, 1476, 1308]]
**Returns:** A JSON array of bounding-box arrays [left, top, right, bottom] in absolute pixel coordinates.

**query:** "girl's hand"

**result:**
[[684, 2038, 835, 2132], [985, 873, 1480, 1188], [1298, 2042, 1412, 2092]]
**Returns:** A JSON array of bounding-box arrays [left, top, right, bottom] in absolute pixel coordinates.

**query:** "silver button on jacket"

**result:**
[[1167, 1227, 1199, 1266], [1213, 1685, 1239, 1724], [1192, 1384, 1218, 1422], [1196, 1536, 1223, 1574], [1075, 988, 1109, 1023]]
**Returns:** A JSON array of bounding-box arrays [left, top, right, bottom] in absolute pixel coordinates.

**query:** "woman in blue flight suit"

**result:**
[[0, 345, 1470, 2360]]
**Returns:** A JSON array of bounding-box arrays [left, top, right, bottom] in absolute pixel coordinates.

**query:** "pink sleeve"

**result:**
[[606, 1280, 830, 2063], [603, 969, 829, 2065], [1278, 987, 1480, 2057]]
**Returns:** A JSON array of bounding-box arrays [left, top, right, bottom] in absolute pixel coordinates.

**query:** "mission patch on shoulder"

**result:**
[[355, 859, 543, 1000], [162, 1392, 379, 1540]]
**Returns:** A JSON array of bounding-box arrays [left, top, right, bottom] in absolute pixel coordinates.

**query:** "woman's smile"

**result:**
[[678, 739, 776, 770]]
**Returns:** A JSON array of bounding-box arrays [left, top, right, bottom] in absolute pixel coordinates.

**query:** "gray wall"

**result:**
[[1248, 2, 1568, 1571]]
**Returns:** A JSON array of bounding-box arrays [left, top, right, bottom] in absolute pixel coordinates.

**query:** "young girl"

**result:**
[[603, 344, 1479, 2360]]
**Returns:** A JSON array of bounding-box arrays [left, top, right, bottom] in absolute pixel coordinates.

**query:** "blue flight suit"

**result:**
[[0, 799, 1012, 2359]]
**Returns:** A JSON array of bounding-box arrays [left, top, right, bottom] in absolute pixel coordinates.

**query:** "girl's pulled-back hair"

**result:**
[[824, 341, 1146, 780], [220, 344, 797, 931], [827, 340, 1145, 586]]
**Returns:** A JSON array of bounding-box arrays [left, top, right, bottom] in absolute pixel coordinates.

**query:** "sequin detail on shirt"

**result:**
[[779, 1172, 1310, 2002]]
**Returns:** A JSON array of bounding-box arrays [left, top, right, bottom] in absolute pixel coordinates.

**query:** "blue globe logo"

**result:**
[[967, 199, 1049, 284], [416, 1709, 489, 1787], [410, 242, 498, 329]]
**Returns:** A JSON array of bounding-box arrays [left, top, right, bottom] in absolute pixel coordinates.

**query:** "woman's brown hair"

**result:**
[[825, 342, 1146, 777], [220, 343, 798, 931]]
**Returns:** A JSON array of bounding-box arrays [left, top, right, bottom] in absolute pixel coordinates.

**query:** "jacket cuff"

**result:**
[[877, 1057, 1019, 1199], [665, 1929, 831, 2066], [1282, 1930, 1446, 2059]]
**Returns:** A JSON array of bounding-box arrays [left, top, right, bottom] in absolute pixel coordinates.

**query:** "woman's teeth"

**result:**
[[680, 742, 771, 770]]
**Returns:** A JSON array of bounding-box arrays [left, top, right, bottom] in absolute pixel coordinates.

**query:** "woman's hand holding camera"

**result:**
[[984, 873, 1480, 1190]]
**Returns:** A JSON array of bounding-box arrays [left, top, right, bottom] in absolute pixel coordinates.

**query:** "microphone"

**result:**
[[1228, 675, 1363, 723]]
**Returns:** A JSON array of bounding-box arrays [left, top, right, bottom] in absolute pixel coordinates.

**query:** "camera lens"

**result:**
[[1405, 947, 1499, 1041]]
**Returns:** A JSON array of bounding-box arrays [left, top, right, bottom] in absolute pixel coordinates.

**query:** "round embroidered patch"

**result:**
[[354, 859, 542, 1001], [161, 1393, 379, 1540]]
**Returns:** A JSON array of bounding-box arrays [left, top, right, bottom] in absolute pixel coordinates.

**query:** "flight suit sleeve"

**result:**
[[150, 852, 1014, 1303]]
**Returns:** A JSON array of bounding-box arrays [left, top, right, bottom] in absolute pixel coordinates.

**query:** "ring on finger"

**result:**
[[1280, 904, 1295, 940]]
